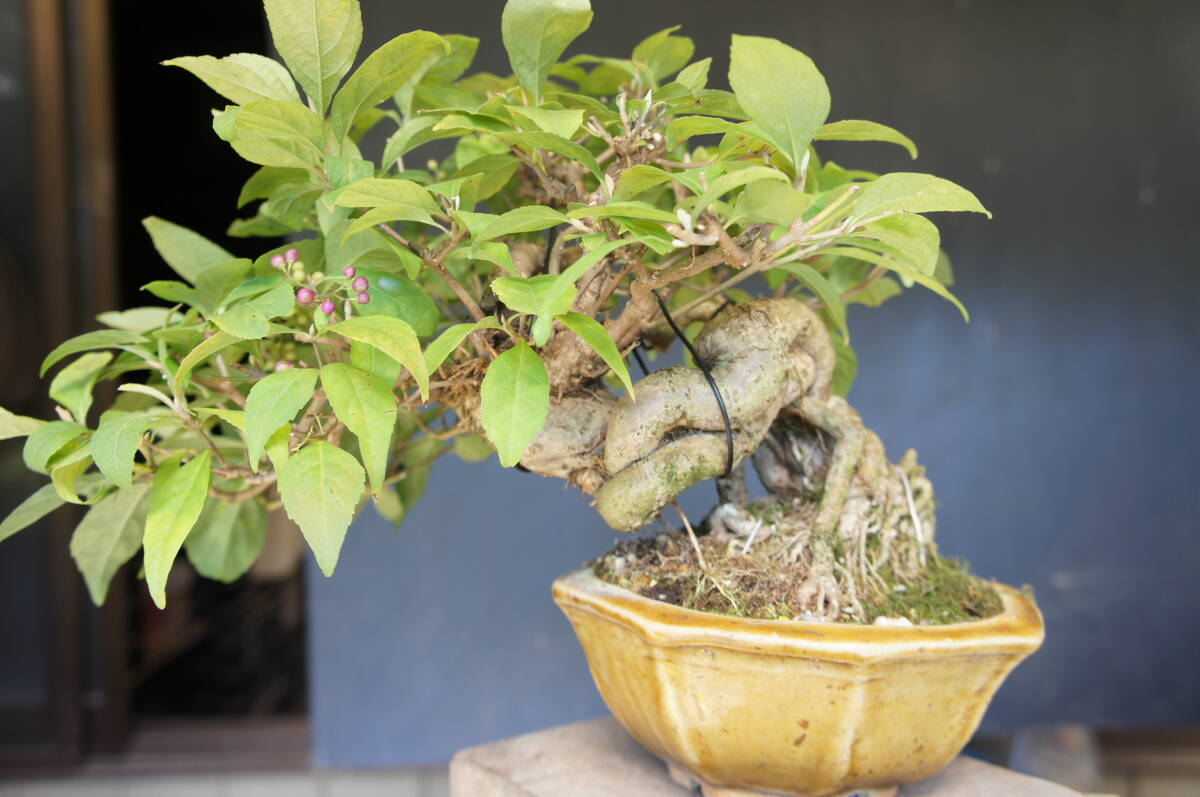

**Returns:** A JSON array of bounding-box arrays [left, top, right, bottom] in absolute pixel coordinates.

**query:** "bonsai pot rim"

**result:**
[[553, 568, 1044, 664]]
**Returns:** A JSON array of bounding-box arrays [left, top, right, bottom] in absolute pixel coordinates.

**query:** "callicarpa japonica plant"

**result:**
[[0, 0, 996, 622]]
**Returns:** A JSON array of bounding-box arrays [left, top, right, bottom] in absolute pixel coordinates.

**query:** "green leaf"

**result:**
[[91, 410, 154, 490], [193, 258, 253, 314], [474, 205, 567, 242], [263, 0, 362, 114], [731, 180, 811, 226], [277, 441, 365, 576], [831, 335, 857, 398], [244, 368, 319, 472], [851, 173, 991, 221], [815, 120, 917, 159], [856, 213, 941, 275], [0, 406, 45, 440], [326, 315, 429, 400], [614, 164, 674, 200], [320, 363, 395, 494], [212, 282, 296, 339], [343, 206, 441, 239], [48, 352, 111, 424], [185, 497, 266, 583], [826, 246, 969, 320], [495, 130, 602, 180], [381, 116, 443, 167], [691, 165, 789, 216], [566, 201, 679, 225], [675, 58, 711, 92], [23, 421, 86, 475], [355, 270, 441, 337], [195, 407, 247, 431], [0, 483, 64, 544], [69, 482, 151, 605], [164, 53, 300, 105], [143, 452, 212, 608], [50, 450, 96, 505], [173, 331, 240, 402], [330, 31, 447, 139], [633, 26, 695, 81], [335, 177, 440, 212], [492, 275, 569, 317], [664, 115, 756, 149], [729, 35, 829, 172], [507, 106, 584, 140], [231, 100, 325, 171], [479, 341, 549, 467], [453, 433, 493, 463], [142, 280, 199, 306], [350, 340, 401, 385], [40, 330, 147, 377], [424, 320, 496, 375], [239, 167, 311, 210], [558, 312, 635, 395], [773, 263, 848, 340], [142, 217, 234, 283], [501, 0, 593, 104], [97, 307, 181, 333]]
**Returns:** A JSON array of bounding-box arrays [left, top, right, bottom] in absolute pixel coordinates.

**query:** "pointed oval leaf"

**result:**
[[815, 120, 917, 159], [185, 497, 267, 583], [1, 483, 65, 544], [479, 341, 549, 467], [729, 35, 830, 172], [164, 53, 300, 105], [326, 315, 429, 400], [41, 330, 148, 377], [330, 31, 447, 139], [320, 363, 395, 494], [142, 217, 234, 283], [851, 172, 991, 222], [557, 312, 635, 396], [244, 368, 319, 472], [23, 421, 86, 475], [0, 406, 45, 441], [143, 451, 213, 609], [69, 482, 151, 605], [92, 410, 154, 490], [49, 352, 112, 424], [277, 441, 365, 576], [263, 0, 362, 114], [501, 0, 593, 103]]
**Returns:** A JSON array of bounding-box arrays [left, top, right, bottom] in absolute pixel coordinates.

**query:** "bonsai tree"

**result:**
[[0, 0, 993, 622]]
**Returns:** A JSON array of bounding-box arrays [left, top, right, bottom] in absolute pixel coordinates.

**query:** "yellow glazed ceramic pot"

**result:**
[[553, 569, 1044, 797]]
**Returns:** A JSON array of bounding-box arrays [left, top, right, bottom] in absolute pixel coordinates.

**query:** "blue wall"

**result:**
[[308, 0, 1200, 766]]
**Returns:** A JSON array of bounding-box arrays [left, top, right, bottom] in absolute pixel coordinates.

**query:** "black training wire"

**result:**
[[632, 346, 650, 377], [650, 290, 735, 478]]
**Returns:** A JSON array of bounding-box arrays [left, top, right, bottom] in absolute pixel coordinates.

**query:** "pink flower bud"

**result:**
[[285, 248, 300, 263], [274, 360, 294, 372], [351, 276, 369, 292], [356, 291, 371, 305], [296, 288, 315, 305], [342, 266, 356, 278], [271, 254, 286, 268], [320, 300, 336, 315]]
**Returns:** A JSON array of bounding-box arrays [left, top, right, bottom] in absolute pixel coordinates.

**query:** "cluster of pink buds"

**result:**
[[285, 261, 370, 313], [342, 266, 370, 305]]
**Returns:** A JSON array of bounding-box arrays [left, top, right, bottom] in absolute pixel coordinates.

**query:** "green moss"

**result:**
[[860, 554, 1004, 625]]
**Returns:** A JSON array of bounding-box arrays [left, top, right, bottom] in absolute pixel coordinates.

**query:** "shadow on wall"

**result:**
[[307, 0, 1200, 766]]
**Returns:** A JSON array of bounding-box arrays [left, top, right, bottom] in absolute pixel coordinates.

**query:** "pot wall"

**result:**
[[554, 571, 1044, 796]]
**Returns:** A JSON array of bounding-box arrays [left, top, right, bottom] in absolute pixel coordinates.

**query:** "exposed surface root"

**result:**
[[592, 496, 1003, 625]]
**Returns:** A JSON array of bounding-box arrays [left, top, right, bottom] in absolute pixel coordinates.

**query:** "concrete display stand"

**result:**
[[449, 717, 1083, 796]]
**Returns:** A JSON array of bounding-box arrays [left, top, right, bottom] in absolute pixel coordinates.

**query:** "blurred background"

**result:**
[[0, 1, 1197, 795]]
